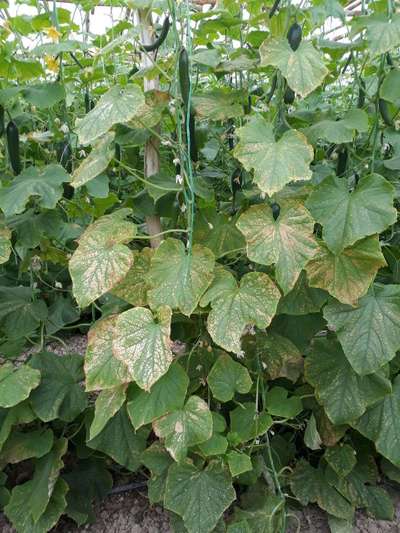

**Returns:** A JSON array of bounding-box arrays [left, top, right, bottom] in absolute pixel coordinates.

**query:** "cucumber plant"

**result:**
[[0, 1, 400, 532]]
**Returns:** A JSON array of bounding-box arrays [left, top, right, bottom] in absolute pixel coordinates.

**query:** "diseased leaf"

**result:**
[[193, 90, 244, 121], [89, 385, 127, 440], [260, 38, 328, 97], [87, 404, 147, 471], [0, 227, 11, 265], [242, 331, 304, 383], [324, 284, 400, 375], [147, 238, 215, 317], [237, 201, 317, 293], [85, 315, 131, 392], [227, 451, 253, 477], [324, 445, 357, 477], [164, 461, 236, 533], [207, 353, 252, 403], [71, 132, 114, 188], [69, 210, 136, 308], [75, 84, 146, 145], [29, 352, 87, 422], [113, 305, 173, 391], [127, 364, 189, 429], [201, 270, 280, 354], [304, 414, 322, 451], [153, 395, 213, 462], [110, 247, 153, 307], [360, 14, 400, 57], [306, 237, 386, 306], [277, 270, 328, 315], [305, 339, 391, 425], [0, 363, 41, 408], [306, 174, 396, 253], [141, 443, 173, 504], [291, 460, 354, 521], [303, 110, 368, 144], [233, 116, 313, 195], [0, 164, 70, 217], [193, 210, 245, 259], [352, 375, 400, 466]]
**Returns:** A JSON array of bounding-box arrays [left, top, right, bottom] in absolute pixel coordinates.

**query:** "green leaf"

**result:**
[[237, 201, 317, 293], [306, 236, 386, 306], [192, 49, 221, 68], [324, 283, 400, 375], [352, 375, 400, 466], [127, 364, 189, 429], [0, 363, 40, 408], [303, 109, 368, 144], [304, 413, 322, 451], [0, 402, 35, 451], [361, 14, 400, 57], [233, 116, 313, 195], [164, 461, 236, 533], [111, 248, 153, 306], [277, 270, 328, 315], [193, 209, 245, 259], [75, 84, 146, 145], [71, 132, 114, 188], [265, 386, 303, 419], [0, 164, 70, 217], [193, 90, 244, 121], [306, 174, 396, 254], [29, 352, 87, 422], [21, 82, 65, 109], [148, 238, 215, 317], [242, 331, 304, 383], [63, 459, 112, 526], [89, 385, 127, 440], [0, 287, 47, 340], [113, 305, 173, 391], [201, 270, 280, 354], [153, 395, 213, 462], [87, 404, 147, 471], [142, 442, 173, 504], [0, 227, 11, 265], [230, 402, 273, 443], [197, 414, 228, 457], [260, 38, 328, 97], [85, 315, 131, 391], [380, 69, 400, 104], [291, 460, 354, 521], [69, 210, 136, 308], [0, 428, 53, 466], [324, 445, 356, 478], [4, 477, 68, 533], [228, 494, 286, 533], [305, 338, 391, 425], [4, 438, 67, 526], [227, 451, 253, 477], [327, 515, 354, 533], [207, 353, 252, 402]]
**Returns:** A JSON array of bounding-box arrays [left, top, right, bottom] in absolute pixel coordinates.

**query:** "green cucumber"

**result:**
[[179, 47, 190, 110], [141, 17, 170, 52], [336, 147, 348, 177], [6, 121, 21, 175], [284, 86, 295, 105], [0, 106, 4, 137], [287, 22, 302, 51], [357, 78, 365, 108], [379, 98, 393, 126]]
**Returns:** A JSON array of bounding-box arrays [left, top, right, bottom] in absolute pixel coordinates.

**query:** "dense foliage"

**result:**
[[1, 0, 400, 531]]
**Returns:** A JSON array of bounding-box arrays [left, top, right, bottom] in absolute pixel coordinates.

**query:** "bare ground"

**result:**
[[1, 335, 400, 532]]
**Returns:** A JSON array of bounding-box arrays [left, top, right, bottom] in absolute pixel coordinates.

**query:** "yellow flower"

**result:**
[[44, 55, 59, 73], [44, 26, 61, 42]]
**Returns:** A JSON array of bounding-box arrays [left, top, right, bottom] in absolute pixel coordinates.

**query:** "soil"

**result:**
[[1, 335, 400, 532]]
